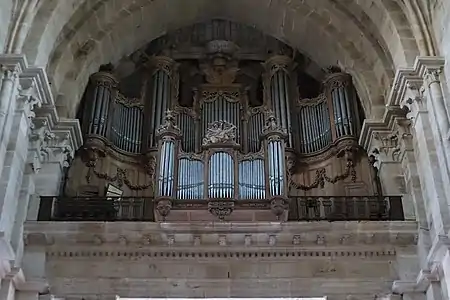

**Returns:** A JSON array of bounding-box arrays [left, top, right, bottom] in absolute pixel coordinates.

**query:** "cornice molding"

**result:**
[[24, 221, 418, 249], [45, 248, 398, 259], [359, 56, 445, 151], [0, 54, 83, 171]]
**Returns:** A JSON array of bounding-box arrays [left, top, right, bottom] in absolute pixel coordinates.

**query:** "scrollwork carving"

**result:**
[[115, 92, 144, 108], [208, 201, 234, 220], [201, 90, 240, 103]]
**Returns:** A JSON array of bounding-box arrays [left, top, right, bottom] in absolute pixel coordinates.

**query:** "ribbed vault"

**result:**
[[22, 0, 423, 119]]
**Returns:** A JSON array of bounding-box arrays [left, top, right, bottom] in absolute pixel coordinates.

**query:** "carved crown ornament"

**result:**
[[156, 109, 181, 138]]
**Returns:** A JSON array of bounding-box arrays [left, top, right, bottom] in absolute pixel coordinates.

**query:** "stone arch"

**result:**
[[21, 0, 423, 119]]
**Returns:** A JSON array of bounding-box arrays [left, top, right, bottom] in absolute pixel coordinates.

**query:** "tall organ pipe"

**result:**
[[324, 72, 360, 140], [148, 57, 178, 149], [261, 114, 287, 198], [264, 56, 293, 148], [84, 71, 117, 138], [156, 111, 181, 198]]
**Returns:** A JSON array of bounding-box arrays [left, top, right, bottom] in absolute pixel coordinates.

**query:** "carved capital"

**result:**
[[371, 131, 401, 168], [401, 82, 427, 121], [150, 56, 178, 78], [263, 55, 293, 77], [323, 72, 352, 91], [424, 66, 443, 86], [90, 71, 118, 88]]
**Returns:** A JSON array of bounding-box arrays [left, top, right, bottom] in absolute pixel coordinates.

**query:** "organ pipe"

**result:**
[[208, 152, 235, 198], [200, 91, 241, 146], [296, 95, 333, 154], [84, 71, 117, 137], [261, 113, 287, 198], [156, 110, 181, 198], [148, 56, 178, 149], [324, 72, 360, 140], [264, 56, 293, 148]]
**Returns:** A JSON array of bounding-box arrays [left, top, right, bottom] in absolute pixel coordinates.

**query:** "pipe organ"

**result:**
[[69, 19, 378, 221]]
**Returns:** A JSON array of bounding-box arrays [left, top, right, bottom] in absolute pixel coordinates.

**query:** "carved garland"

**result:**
[[91, 168, 153, 191], [289, 160, 357, 191], [85, 152, 155, 191]]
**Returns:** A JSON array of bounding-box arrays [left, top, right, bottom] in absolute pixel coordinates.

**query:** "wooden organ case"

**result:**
[[65, 20, 380, 222]]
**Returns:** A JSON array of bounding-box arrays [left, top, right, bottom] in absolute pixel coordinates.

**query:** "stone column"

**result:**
[[263, 55, 294, 147], [0, 64, 20, 176], [0, 75, 39, 241]]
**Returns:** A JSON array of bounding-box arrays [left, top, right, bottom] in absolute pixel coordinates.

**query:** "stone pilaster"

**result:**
[[0, 54, 82, 299], [360, 56, 450, 300], [362, 108, 420, 222]]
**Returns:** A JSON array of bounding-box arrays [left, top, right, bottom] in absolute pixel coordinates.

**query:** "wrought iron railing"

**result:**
[[37, 196, 155, 221], [36, 196, 404, 222], [287, 196, 404, 221]]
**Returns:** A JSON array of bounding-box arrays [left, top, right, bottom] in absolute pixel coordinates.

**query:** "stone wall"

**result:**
[[0, 0, 13, 52], [24, 221, 417, 300], [2, 2, 450, 300]]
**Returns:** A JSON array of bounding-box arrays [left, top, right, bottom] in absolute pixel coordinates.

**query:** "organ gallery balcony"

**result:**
[[36, 195, 405, 222], [51, 32, 406, 225]]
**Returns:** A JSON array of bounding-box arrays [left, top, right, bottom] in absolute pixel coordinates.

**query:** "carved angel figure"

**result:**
[[202, 120, 237, 145]]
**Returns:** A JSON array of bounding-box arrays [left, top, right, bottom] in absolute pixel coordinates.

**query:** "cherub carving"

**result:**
[[202, 120, 237, 145]]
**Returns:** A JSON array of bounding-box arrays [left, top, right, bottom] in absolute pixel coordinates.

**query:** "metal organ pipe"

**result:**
[[177, 159, 204, 199], [85, 71, 117, 137], [201, 95, 240, 145], [267, 139, 284, 196], [148, 57, 177, 149], [247, 108, 264, 152], [264, 56, 293, 148], [324, 72, 359, 140], [295, 94, 333, 154], [208, 152, 234, 198]]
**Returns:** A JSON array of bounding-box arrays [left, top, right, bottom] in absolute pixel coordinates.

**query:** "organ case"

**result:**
[[64, 20, 380, 222]]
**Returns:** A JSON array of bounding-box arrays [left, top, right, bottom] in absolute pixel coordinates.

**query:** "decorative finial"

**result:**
[[156, 109, 181, 137]]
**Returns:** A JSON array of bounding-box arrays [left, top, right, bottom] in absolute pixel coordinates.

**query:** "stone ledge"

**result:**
[[24, 221, 418, 248], [48, 277, 393, 299]]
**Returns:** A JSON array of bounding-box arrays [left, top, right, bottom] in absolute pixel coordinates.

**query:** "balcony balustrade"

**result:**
[[36, 196, 404, 222]]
